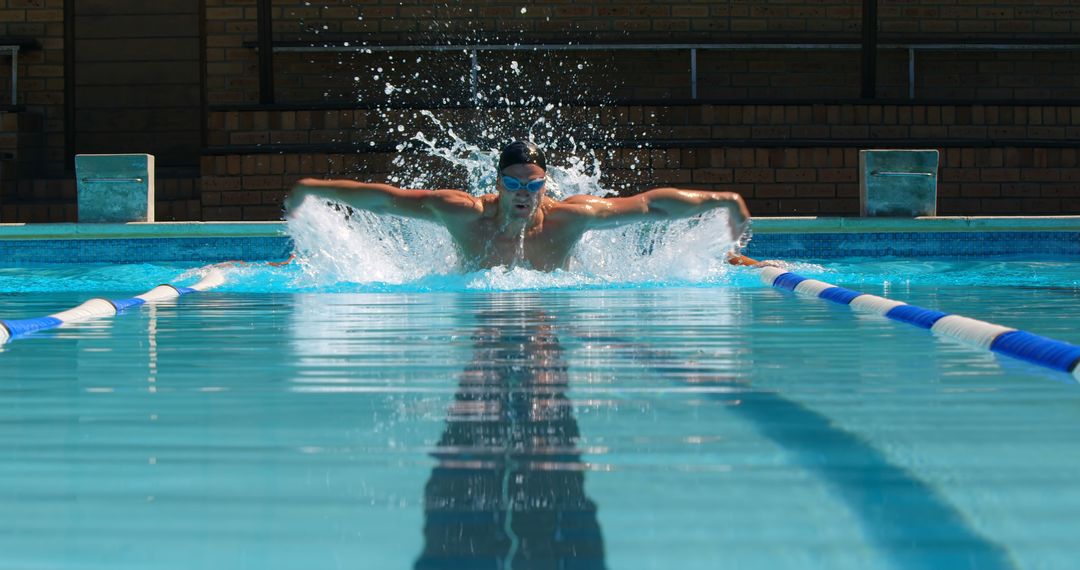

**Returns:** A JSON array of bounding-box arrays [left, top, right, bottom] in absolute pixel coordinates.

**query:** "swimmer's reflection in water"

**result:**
[[414, 309, 606, 569]]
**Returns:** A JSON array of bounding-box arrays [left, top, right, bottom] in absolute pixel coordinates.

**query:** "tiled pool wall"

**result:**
[[0, 220, 1078, 263], [0, 236, 294, 264], [748, 231, 1080, 259]]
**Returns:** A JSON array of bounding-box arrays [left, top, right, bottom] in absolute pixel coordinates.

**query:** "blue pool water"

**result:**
[[2, 258, 1079, 569]]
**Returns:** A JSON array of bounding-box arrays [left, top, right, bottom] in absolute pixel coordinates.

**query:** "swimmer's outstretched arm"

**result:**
[[285, 178, 480, 221], [564, 187, 750, 232]]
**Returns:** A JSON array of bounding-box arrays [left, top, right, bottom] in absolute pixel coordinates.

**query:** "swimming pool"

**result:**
[[1, 246, 1079, 569]]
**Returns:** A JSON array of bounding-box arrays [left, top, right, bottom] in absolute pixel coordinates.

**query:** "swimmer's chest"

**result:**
[[451, 221, 580, 269]]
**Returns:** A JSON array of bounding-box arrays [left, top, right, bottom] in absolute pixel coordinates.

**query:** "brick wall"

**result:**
[[261, 1, 1076, 44], [1, 1, 62, 223], [0, 0, 66, 178], [0, 176, 201, 222], [3, 1, 1080, 222], [200, 103, 1080, 220], [201, 153, 326, 221], [204, 0, 1080, 106], [70, 2, 203, 168], [618, 146, 1080, 216], [0, 111, 16, 179], [0, 110, 43, 216], [205, 0, 258, 105], [208, 103, 1080, 151], [266, 1, 862, 45], [1, 0, 65, 220], [879, 2, 1080, 36], [0, 178, 73, 222], [199, 143, 1080, 221]]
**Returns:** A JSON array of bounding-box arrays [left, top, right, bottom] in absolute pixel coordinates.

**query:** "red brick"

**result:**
[[755, 184, 795, 198], [734, 169, 773, 184], [980, 199, 1023, 214], [1001, 183, 1042, 198], [202, 206, 241, 221], [819, 168, 856, 183], [776, 169, 816, 183], [818, 199, 858, 215], [778, 199, 820, 214], [242, 175, 284, 190], [692, 169, 733, 184], [1021, 168, 1061, 182], [1021, 199, 1061, 214], [798, 184, 835, 198], [221, 190, 261, 206], [962, 184, 1001, 198], [981, 169, 1021, 182]]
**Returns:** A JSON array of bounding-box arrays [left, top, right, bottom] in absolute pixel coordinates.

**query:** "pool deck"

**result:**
[[1, 216, 1079, 239]]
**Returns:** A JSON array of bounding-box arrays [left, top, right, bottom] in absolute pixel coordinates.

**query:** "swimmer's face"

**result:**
[[497, 163, 547, 218]]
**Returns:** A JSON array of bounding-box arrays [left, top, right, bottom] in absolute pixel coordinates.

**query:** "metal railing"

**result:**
[[268, 42, 867, 101], [1, 45, 18, 105], [898, 43, 1080, 100], [254, 40, 1080, 104]]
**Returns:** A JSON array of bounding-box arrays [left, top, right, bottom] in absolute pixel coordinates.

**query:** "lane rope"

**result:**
[[757, 265, 1080, 380], [0, 267, 227, 344]]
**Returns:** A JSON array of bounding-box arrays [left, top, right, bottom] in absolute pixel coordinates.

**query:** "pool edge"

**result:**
[[2, 216, 1079, 240], [0, 221, 286, 240]]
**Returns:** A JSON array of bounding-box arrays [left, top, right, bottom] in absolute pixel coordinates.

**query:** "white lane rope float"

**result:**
[[7, 253, 1079, 382], [753, 262, 1080, 381], [0, 267, 228, 344]]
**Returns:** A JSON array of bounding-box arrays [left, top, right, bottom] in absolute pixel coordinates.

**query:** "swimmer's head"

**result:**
[[496, 141, 547, 219], [497, 140, 546, 173]]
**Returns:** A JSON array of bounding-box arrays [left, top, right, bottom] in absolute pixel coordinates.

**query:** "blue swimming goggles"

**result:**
[[501, 175, 546, 192]]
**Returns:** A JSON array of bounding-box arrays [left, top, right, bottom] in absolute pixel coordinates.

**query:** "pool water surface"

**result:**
[[2, 259, 1079, 569]]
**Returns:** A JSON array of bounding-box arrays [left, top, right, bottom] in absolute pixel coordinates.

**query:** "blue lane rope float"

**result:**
[[758, 265, 1080, 381], [0, 268, 226, 344]]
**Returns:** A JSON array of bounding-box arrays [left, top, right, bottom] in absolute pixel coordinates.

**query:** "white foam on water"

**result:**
[[283, 93, 747, 290], [286, 195, 745, 290], [286, 197, 460, 286], [569, 210, 741, 283]]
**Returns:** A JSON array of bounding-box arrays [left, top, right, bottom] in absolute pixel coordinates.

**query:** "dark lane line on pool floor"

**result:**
[[584, 337, 1017, 570]]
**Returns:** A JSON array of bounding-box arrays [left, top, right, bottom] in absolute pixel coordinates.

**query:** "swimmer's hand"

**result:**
[[283, 178, 353, 216], [283, 182, 317, 216], [266, 254, 296, 267], [214, 253, 296, 268], [727, 253, 787, 269]]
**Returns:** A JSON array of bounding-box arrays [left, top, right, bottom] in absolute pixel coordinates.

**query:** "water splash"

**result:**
[[285, 167, 745, 290], [280, 8, 743, 290], [569, 211, 743, 283], [287, 198, 459, 286], [397, 110, 609, 201]]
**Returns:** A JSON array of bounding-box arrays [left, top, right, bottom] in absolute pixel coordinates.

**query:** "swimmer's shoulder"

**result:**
[[548, 194, 613, 218], [426, 189, 487, 218], [561, 194, 606, 205], [434, 191, 497, 220]]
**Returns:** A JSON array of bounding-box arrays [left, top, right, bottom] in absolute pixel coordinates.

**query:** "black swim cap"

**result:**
[[497, 141, 546, 172]]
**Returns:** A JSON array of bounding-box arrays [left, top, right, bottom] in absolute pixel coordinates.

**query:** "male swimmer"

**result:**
[[285, 141, 752, 271]]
